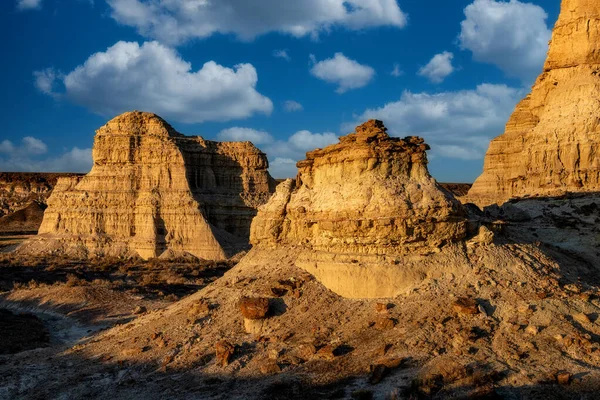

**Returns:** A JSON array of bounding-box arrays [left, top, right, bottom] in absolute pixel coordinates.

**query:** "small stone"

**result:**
[[239, 297, 270, 320], [259, 360, 281, 374], [316, 345, 336, 360], [375, 303, 391, 313], [133, 306, 147, 315], [573, 312, 591, 324], [215, 340, 235, 367], [298, 343, 317, 359], [517, 304, 533, 314], [452, 297, 480, 315], [525, 325, 539, 335], [556, 371, 572, 385], [188, 301, 210, 318], [375, 317, 396, 330]]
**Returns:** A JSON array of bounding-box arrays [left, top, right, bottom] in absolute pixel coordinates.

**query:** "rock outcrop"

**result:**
[[251, 120, 467, 298], [468, 0, 600, 205], [26, 111, 276, 260]]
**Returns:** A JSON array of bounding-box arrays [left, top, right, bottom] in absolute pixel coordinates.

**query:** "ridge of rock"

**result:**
[[250, 120, 467, 298], [468, 0, 600, 205], [21, 111, 276, 260]]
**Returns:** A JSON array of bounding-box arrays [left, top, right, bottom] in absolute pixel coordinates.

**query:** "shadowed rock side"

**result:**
[[20, 111, 276, 260], [251, 120, 467, 298], [468, 0, 600, 206]]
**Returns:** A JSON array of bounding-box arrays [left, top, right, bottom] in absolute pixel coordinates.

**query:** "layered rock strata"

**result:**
[[251, 120, 467, 298], [468, 0, 600, 205], [31, 111, 276, 259]]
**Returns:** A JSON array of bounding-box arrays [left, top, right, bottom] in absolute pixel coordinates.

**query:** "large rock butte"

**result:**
[[251, 120, 467, 298], [28, 111, 276, 260], [468, 0, 600, 205]]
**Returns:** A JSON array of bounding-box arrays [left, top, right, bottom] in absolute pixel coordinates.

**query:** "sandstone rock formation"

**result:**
[[26, 111, 276, 260], [468, 0, 600, 205], [251, 120, 467, 297]]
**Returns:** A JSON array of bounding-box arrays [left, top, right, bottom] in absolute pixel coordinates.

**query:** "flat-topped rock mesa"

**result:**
[[468, 0, 600, 205], [251, 120, 467, 298], [28, 111, 276, 260]]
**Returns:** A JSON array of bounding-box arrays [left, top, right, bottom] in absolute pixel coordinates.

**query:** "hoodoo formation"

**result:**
[[468, 0, 600, 205], [251, 120, 467, 298], [24, 111, 276, 260]]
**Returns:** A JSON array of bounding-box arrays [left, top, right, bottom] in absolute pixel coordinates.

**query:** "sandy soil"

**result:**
[[1, 196, 600, 399]]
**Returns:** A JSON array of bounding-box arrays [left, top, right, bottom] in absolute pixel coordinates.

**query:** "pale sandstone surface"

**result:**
[[468, 0, 600, 206], [20, 111, 276, 260], [251, 120, 468, 297]]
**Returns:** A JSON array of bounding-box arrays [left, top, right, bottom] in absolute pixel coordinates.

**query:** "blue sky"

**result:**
[[0, 0, 560, 182]]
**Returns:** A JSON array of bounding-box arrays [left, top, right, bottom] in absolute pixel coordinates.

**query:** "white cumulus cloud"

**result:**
[[459, 0, 551, 83], [16, 0, 42, 10], [34, 41, 273, 124], [345, 83, 524, 160], [216, 127, 273, 145], [418, 51, 455, 83], [213, 128, 338, 178], [284, 100, 303, 112], [273, 49, 291, 61], [0, 137, 92, 173], [107, 0, 407, 44], [391, 63, 404, 77], [310, 53, 375, 93]]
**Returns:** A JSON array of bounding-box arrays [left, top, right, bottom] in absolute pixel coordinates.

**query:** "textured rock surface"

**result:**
[[251, 120, 467, 297], [25, 111, 276, 260], [468, 0, 600, 205]]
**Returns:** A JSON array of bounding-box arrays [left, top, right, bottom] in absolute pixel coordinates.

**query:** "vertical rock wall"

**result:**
[[34, 111, 276, 260], [468, 0, 600, 205]]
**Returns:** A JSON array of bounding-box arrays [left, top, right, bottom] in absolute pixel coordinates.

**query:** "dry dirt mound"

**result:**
[[0, 202, 46, 234], [7, 218, 592, 399]]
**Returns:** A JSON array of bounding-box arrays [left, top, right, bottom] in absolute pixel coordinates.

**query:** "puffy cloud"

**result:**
[[216, 127, 273, 145], [273, 49, 291, 62], [269, 158, 298, 179], [214, 128, 338, 178], [391, 63, 404, 77], [459, 0, 551, 83], [107, 0, 407, 44], [418, 51, 455, 83], [0, 137, 92, 173], [34, 68, 59, 96], [16, 0, 42, 10], [310, 53, 375, 93], [34, 41, 273, 124], [22, 137, 48, 155], [284, 100, 303, 112], [0, 140, 15, 153], [345, 83, 524, 160]]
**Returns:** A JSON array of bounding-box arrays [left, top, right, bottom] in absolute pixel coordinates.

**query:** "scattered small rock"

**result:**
[[573, 312, 591, 324], [133, 306, 146, 315], [556, 371, 572, 385], [452, 297, 480, 315], [239, 297, 270, 320], [375, 317, 396, 330], [215, 340, 235, 367]]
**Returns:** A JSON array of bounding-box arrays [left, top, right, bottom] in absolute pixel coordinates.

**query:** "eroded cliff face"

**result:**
[[251, 120, 467, 298], [468, 0, 600, 205], [28, 111, 276, 260]]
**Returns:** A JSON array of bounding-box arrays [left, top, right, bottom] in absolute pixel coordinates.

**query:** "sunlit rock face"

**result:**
[[468, 0, 600, 206], [31, 111, 276, 260], [251, 120, 467, 298]]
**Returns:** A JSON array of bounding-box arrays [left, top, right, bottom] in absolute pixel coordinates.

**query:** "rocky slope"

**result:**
[[251, 120, 467, 298], [0, 173, 82, 233], [19, 111, 276, 260], [468, 0, 600, 206]]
